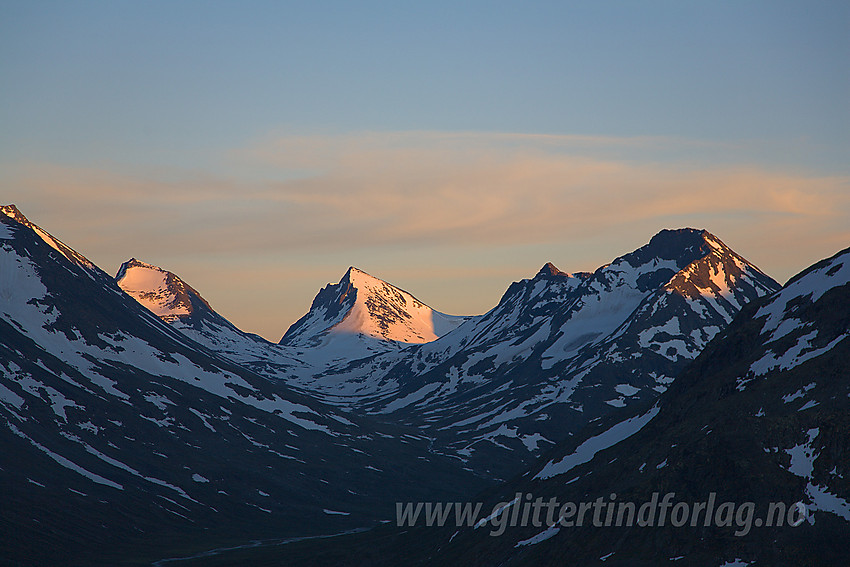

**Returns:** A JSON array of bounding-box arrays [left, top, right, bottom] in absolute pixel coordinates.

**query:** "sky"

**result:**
[[2, 0, 849, 341]]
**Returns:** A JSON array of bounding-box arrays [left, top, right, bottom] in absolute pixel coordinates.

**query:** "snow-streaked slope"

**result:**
[[332, 229, 781, 478], [0, 209, 488, 565], [347, 245, 850, 567], [744, 247, 850, 380], [107, 228, 780, 482], [115, 261, 473, 394], [1, 204, 95, 270], [420, 262, 592, 364], [115, 257, 300, 366], [268, 263, 590, 403]]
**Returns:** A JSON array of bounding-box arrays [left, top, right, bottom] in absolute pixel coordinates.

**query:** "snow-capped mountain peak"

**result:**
[[0, 204, 27, 224], [602, 228, 716, 290], [281, 266, 469, 348], [114, 257, 281, 360], [116, 258, 207, 323]]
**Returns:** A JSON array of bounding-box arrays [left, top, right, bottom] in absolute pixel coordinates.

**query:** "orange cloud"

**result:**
[[8, 132, 849, 254], [5, 129, 848, 338]]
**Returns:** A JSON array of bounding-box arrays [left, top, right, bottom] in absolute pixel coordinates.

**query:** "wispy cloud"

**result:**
[[8, 131, 849, 256], [6, 129, 849, 338], [236, 131, 849, 259], [8, 132, 850, 338]]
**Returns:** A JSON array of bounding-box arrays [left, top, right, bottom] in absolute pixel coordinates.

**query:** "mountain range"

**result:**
[[0, 206, 485, 565], [1, 203, 846, 565], [178, 244, 850, 567], [118, 226, 781, 480]]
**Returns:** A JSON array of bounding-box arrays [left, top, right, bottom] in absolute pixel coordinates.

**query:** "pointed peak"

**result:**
[[340, 266, 384, 287], [1, 204, 29, 225], [341, 265, 360, 279], [536, 262, 569, 278], [283, 264, 465, 347], [533, 262, 591, 282]]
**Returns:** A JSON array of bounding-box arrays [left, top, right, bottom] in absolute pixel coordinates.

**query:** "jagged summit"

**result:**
[[532, 229, 723, 288], [534, 262, 592, 281], [596, 228, 775, 298], [327, 266, 383, 307], [281, 266, 469, 348], [344, 265, 376, 282], [612, 228, 715, 280]]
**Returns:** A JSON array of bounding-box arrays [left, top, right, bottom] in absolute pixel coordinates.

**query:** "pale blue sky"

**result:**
[[2, 1, 849, 339]]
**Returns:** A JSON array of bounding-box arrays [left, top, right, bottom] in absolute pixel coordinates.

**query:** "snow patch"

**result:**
[[535, 406, 660, 480], [785, 428, 820, 479], [515, 524, 559, 547]]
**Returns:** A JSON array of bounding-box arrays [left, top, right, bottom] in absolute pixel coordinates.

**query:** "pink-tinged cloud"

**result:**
[[5, 130, 848, 339], [8, 132, 849, 255]]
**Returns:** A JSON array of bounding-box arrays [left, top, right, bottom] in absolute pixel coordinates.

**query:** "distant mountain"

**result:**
[[115, 257, 209, 323], [282, 265, 471, 348], [116, 261, 474, 396], [325, 229, 780, 478], [116, 228, 780, 481], [115, 257, 289, 363], [0, 207, 487, 566], [247, 248, 850, 567]]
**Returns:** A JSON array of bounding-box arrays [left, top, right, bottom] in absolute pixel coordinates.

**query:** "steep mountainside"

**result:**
[[236, 246, 850, 567], [336, 229, 780, 478], [114, 229, 780, 481], [0, 207, 487, 566]]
